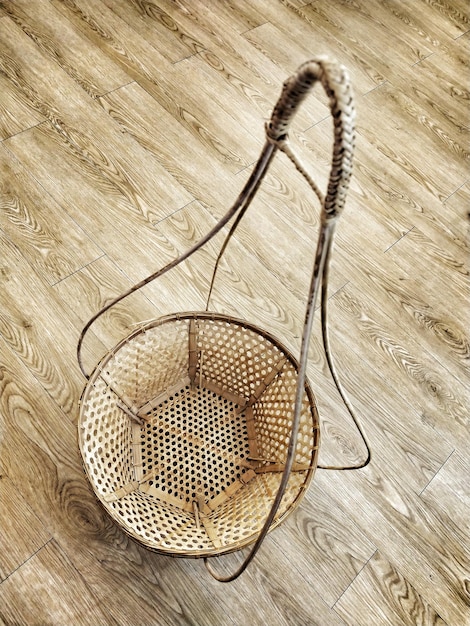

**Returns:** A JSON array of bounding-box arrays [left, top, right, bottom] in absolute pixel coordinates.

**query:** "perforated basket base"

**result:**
[[79, 312, 320, 557]]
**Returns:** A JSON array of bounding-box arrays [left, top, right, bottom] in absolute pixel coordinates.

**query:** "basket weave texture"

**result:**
[[79, 313, 319, 557]]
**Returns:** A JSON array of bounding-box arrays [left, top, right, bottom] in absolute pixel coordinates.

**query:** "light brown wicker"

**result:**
[[78, 57, 370, 582]]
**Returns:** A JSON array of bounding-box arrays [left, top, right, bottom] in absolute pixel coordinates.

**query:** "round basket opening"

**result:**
[[79, 313, 320, 557]]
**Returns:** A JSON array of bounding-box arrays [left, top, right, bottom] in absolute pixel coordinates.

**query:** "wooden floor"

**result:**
[[0, 0, 469, 624]]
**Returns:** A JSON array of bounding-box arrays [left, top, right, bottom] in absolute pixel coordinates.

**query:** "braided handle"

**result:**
[[267, 57, 355, 220]]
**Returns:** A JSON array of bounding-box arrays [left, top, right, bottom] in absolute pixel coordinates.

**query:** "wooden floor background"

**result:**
[[0, 0, 469, 624]]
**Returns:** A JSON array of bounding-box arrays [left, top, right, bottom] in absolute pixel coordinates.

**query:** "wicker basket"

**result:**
[[78, 58, 368, 580], [79, 313, 319, 557]]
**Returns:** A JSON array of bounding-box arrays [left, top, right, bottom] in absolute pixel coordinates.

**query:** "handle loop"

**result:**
[[77, 57, 370, 582]]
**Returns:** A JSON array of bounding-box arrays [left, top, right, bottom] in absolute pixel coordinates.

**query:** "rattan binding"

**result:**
[[78, 57, 370, 582]]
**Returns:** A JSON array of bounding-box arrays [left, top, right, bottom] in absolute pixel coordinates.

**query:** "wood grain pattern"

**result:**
[[0, 0, 130, 98], [420, 450, 470, 544], [52, 0, 260, 172], [0, 541, 115, 626], [0, 145, 102, 285], [315, 467, 470, 626], [0, 474, 52, 582], [272, 481, 376, 607], [329, 284, 469, 449], [0, 233, 93, 417], [0, 0, 468, 624], [335, 550, 449, 626], [0, 72, 44, 140]]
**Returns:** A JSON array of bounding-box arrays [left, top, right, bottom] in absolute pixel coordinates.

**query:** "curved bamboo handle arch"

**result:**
[[205, 58, 370, 583]]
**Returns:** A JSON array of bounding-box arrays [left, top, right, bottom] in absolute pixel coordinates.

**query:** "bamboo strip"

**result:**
[[103, 468, 162, 502], [137, 377, 190, 416], [247, 357, 287, 407], [200, 377, 247, 407], [255, 462, 312, 474], [139, 484, 194, 513], [188, 319, 198, 387], [103, 481, 139, 502], [116, 400, 143, 425], [200, 514, 223, 550], [207, 469, 257, 511], [244, 406, 259, 459], [131, 421, 144, 481], [197, 495, 212, 516], [192, 501, 201, 530], [99, 371, 139, 415]]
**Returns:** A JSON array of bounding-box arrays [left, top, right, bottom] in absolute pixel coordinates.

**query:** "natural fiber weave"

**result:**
[[79, 313, 319, 556]]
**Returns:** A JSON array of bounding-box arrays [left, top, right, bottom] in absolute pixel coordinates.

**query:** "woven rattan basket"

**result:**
[[78, 57, 369, 581]]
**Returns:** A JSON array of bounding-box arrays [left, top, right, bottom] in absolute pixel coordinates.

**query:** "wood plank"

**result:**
[[416, 0, 470, 39], [0, 144, 103, 285], [196, 533, 348, 626], [0, 541, 116, 626], [102, 0, 203, 64], [0, 0, 131, 98], [53, 255, 162, 372], [152, 0, 329, 125], [384, 225, 469, 322], [52, 0, 260, 172], [0, 339, 234, 625], [420, 450, 470, 544], [6, 122, 207, 309], [354, 0, 456, 50], [0, 474, 52, 582], [328, 283, 469, 449], [191, 0, 267, 35], [319, 121, 469, 255], [0, 73, 44, 140], [98, 81, 239, 213], [391, 38, 470, 152], [335, 550, 449, 626], [347, 254, 469, 381], [244, 20, 380, 97], [0, 232, 103, 417], [272, 481, 376, 607], [301, 0, 437, 67], [445, 180, 470, 223], [0, 15, 192, 223], [316, 466, 470, 626], [354, 82, 468, 201], [311, 333, 455, 493]]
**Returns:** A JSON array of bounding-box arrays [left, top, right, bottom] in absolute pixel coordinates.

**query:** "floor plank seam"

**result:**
[[97, 79, 136, 100], [1, 120, 47, 144], [330, 548, 378, 611], [411, 52, 436, 67], [359, 80, 390, 98], [149, 198, 201, 228], [50, 252, 107, 287], [173, 49, 208, 66], [443, 180, 470, 203], [383, 226, 416, 253], [239, 22, 269, 37], [417, 448, 456, 497], [0, 537, 54, 585]]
